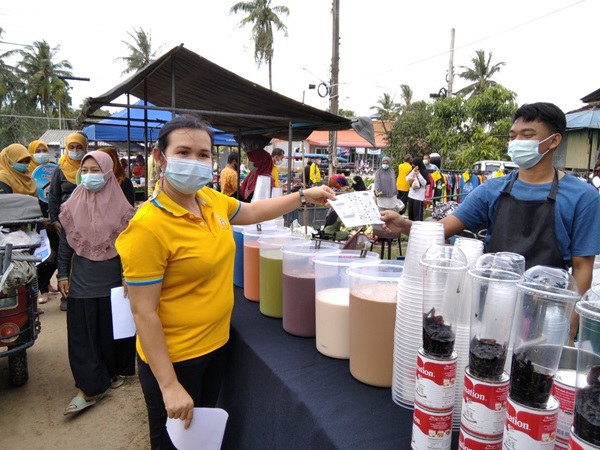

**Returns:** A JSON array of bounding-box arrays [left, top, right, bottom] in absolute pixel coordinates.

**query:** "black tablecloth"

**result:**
[[219, 287, 460, 450]]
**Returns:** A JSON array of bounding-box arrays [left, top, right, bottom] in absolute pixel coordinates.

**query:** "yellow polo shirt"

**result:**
[[397, 162, 412, 191], [116, 187, 241, 363], [271, 165, 280, 187]]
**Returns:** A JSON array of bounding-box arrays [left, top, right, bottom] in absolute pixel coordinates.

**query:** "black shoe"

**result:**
[[60, 297, 67, 311]]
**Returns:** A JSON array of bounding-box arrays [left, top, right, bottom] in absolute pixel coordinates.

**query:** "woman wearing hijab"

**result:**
[[49, 132, 88, 311], [238, 135, 274, 201], [374, 155, 398, 211], [27, 140, 60, 304], [0, 144, 37, 195], [57, 150, 135, 415], [98, 147, 135, 206], [406, 156, 430, 221]]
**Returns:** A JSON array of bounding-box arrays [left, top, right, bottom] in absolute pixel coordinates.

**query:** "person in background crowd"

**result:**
[[374, 155, 398, 211], [422, 153, 439, 171], [238, 135, 274, 202], [49, 132, 88, 311], [120, 158, 130, 178], [429, 153, 442, 170], [132, 154, 146, 179], [405, 157, 429, 221], [271, 148, 285, 188], [396, 154, 412, 215], [328, 173, 349, 190], [382, 102, 600, 345], [220, 151, 240, 198], [58, 150, 135, 416], [27, 140, 60, 303], [0, 144, 36, 195], [116, 114, 336, 449], [309, 157, 322, 186], [303, 157, 313, 186], [98, 147, 135, 206]]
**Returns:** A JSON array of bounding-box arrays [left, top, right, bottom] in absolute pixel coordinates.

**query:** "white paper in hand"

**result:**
[[166, 407, 229, 450], [328, 191, 384, 227], [110, 287, 136, 339]]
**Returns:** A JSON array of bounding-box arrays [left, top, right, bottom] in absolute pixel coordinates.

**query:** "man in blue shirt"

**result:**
[[381, 102, 600, 344]]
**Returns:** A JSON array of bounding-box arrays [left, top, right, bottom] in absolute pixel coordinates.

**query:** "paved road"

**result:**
[[0, 291, 150, 450]]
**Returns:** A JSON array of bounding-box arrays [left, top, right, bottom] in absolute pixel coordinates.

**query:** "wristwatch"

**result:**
[[298, 188, 307, 206]]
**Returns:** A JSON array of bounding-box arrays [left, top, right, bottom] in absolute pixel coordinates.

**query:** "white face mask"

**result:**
[[508, 134, 556, 169]]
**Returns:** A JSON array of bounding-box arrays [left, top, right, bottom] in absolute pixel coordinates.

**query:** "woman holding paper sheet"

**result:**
[[57, 150, 135, 415], [116, 114, 335, 449]]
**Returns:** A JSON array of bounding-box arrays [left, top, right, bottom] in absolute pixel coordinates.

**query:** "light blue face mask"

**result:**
[[164, 156, 213, 194], [508, 134, 556, 169], [81, 173, 106, 192], [382, 164, 390, 170], [12, 162, 29, 173], [33, 153, 50, 165], [68, 150, 85, 161]]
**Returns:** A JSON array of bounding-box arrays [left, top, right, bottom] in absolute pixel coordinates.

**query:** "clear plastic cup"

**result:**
[[509, 265, 580, 408], [313, 250, 379, 359]]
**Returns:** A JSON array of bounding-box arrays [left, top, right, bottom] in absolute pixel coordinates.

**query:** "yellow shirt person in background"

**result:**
[[310, 158, 322, 185], [220, 151, 240, 198], [270, 148, 285, 188]]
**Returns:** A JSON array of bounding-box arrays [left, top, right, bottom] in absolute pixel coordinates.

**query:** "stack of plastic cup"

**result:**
[[451, 237, 484, 430], [271, 187, 283, 198], [314, 250, 379, 359], [392, 221, 445, 408], [252, 175, 272, 202]]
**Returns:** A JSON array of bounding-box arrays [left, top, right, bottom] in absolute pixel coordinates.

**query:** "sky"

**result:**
[[1, 0, 598, 118]]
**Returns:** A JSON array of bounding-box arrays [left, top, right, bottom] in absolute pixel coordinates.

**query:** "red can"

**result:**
[[411, 403, 453, 450], [461, 367, 510, 439], [502, 395, 558, 449], [570, 427, 600, 450], [415, 348, 457, 412], [458, 427, 502, 450], [552, 369, 577, 444]]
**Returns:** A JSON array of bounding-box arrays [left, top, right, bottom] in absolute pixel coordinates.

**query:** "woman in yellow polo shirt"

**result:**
[[116, 114, 335, 449]]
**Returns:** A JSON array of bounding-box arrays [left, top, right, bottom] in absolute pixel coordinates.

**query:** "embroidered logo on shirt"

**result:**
[[216, 214, 228, 228]]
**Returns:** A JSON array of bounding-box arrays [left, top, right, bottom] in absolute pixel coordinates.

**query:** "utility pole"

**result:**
[[447, 28, 455, 97], [328, 0, 340, 178]]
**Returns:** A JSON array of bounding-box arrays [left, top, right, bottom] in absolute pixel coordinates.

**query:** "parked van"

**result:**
[[472, 160, 518, 174]]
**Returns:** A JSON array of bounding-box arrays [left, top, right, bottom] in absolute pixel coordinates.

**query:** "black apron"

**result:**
[[487, 169, 565, 270]]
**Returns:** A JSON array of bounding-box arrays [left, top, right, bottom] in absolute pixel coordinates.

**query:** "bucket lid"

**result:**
[[347, 260, 404, 281], [313, 249, 379, 266]]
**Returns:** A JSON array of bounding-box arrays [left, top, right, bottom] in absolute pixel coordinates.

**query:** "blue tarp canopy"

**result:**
[[83, 100, 238, 146], [566, 108, 600, 130]]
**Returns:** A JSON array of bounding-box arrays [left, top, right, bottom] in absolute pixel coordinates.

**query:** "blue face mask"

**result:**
[[508, 134, 556, 169], [164, 156, 213, 194], [81, 173, 106, 192], [33, 153, 50, 165], [382, 164, 390, 170], [69, 150, 85, 161], [12, 162, 29, 173]]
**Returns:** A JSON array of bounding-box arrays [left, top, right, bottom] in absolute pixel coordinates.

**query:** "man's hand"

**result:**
[[380, 210, 411, 235], [58, 279, 69, 298]]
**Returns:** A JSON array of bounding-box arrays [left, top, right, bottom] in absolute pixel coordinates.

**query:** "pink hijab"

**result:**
[[59, 151, 134, 261]]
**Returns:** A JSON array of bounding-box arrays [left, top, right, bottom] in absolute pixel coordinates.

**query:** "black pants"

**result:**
[[407, 198, 424, 221], [37, 227, 59, 293], [137, 344, 229, 450]]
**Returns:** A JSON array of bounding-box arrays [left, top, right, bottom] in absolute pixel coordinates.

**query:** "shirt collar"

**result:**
[[151, 187, 213, 217]]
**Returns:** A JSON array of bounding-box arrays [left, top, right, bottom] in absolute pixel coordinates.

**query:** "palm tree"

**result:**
[[399, 84, 413, 114], [370, 93, 400, 133], [0, 27, 22, 108], [230, 0, 290, 90], [16, 40, 73, 116], [456, 50, 506, 97], [115, 28, 161, 75]]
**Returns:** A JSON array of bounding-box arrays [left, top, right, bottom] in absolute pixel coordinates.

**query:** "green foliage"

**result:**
[[370, 92, 400, 121], [385, 101, 433, 165], [115, 28, 161, 76], [338, 108, 355, 118], [456, 50, 506, 98]]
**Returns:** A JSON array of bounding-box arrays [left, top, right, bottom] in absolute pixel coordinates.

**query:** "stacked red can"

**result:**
[[411, 348, 456, 450], [551, 369, 577, 448], [502, 396, 559, 449]]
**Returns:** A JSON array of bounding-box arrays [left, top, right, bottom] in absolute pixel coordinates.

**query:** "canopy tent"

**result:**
[[83, 100, 238, 146], [77, 45, 374, 144], [566, 107, 600, 129], [306, 129, 387, 148]]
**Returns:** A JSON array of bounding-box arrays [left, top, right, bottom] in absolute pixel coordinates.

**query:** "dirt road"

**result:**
[[0, 291, 150, 450]]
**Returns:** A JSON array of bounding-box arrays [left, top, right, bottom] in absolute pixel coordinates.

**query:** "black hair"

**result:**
[[227, 151, 240, 164], [411, 157, 430, 185], [271, 148, 285, 157], [404, 154, 412, 163], [352, 175, 367, 191], [157, 114, 214, 152], [513, 102, 566, 138]]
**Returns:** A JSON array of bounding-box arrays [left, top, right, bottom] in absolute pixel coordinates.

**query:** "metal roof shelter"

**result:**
[[76, 45, 368, 142]]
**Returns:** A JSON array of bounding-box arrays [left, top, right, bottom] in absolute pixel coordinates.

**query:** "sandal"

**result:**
[[111, 375, 125, 389], [64, 392, 106, 416], [49, 285, 58, 293], [38, 293, 49, 304]]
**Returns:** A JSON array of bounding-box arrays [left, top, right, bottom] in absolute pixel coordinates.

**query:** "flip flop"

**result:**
[[111, 375, 125, 389], [63, 393, 105, 416]]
